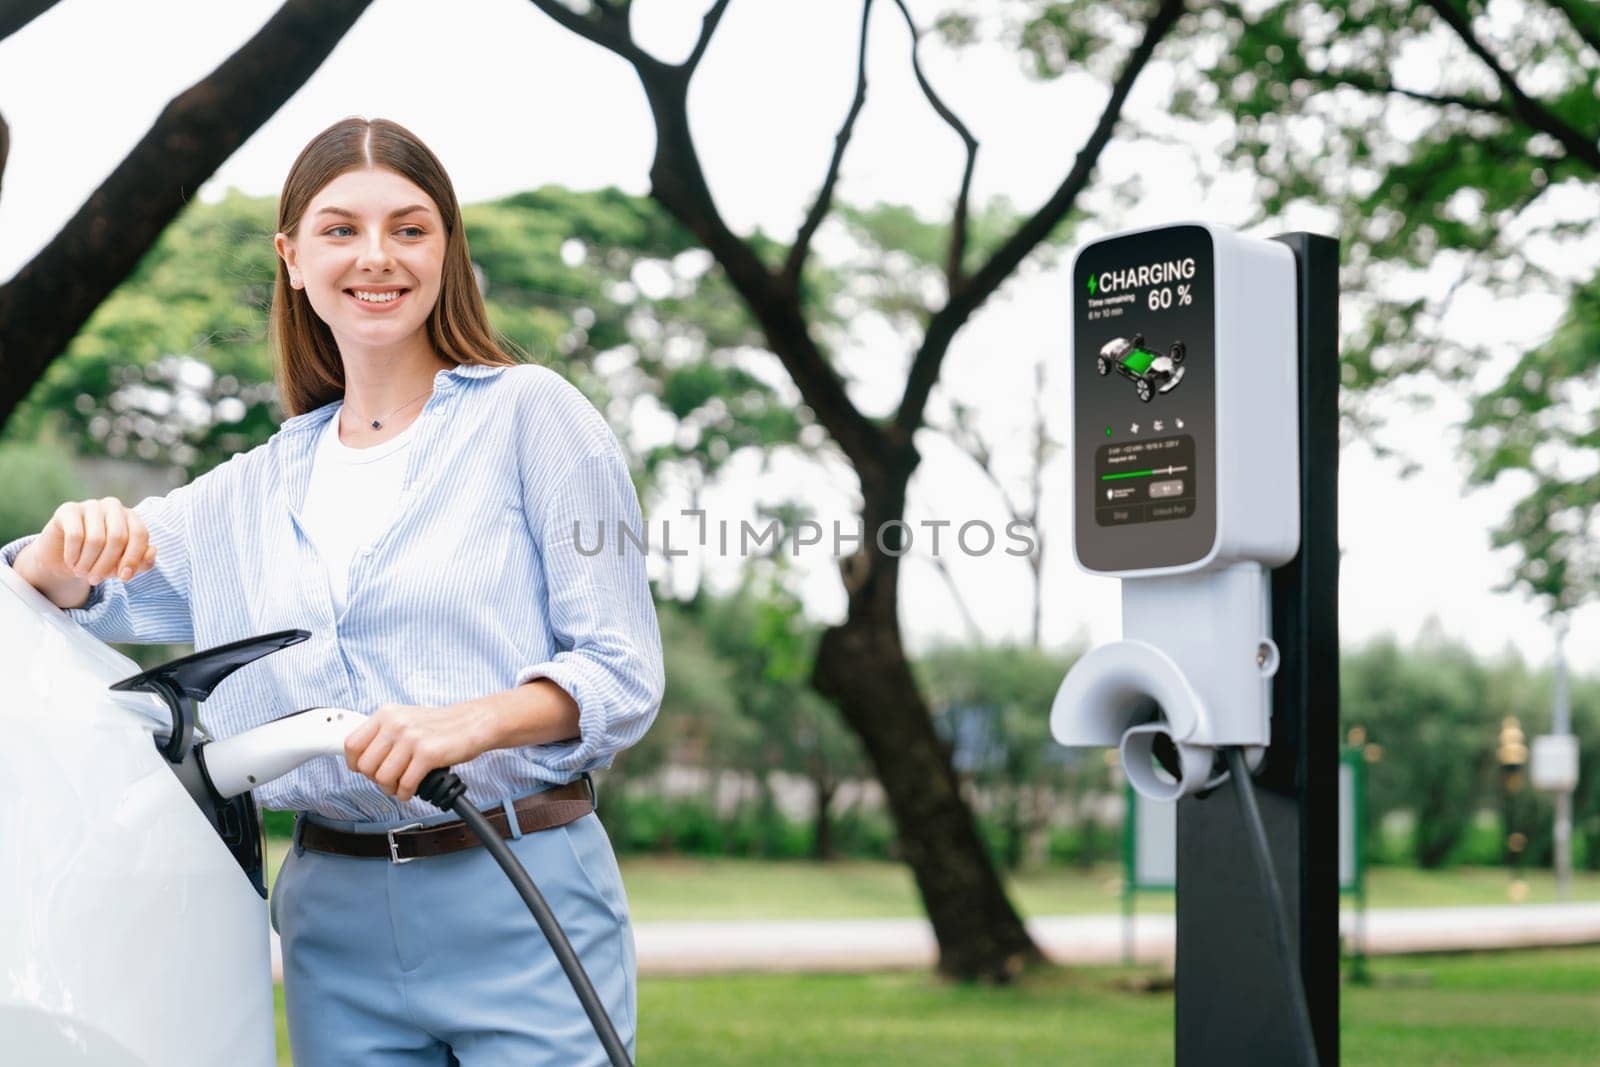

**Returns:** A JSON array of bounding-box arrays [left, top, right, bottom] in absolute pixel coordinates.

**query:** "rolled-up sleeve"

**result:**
[[0, 486, 195, 645], [515, 446, 664, 772]]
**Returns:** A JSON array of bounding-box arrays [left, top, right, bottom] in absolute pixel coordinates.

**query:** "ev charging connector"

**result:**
[[1050, 222, 1299, 799]]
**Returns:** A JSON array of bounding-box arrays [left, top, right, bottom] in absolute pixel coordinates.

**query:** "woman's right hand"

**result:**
[[29, 497, 158, 587]]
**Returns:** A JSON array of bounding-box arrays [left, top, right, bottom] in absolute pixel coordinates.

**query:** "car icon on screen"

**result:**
[[1097, 333, 1186, 402]]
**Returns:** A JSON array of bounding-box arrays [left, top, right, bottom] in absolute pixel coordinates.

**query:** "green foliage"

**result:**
[[1044, 819, 1117, 867], [1344, 633, 1501, 867], [0, 437, 193, 671], [1463, 276, 1600, 614], [3, 189, 281, 474], [938, 2, 1162, 82], [994, 0, 1598, 394], [1340, 627, 1600, 872], [598, 581, 870, 860], [596, 791, 895, 860], [832, 198, 1073, 333], [1184, 1, 1600, 606], [915, 641, 1093, 870], [1566, 672, 1600, 871], [4, 185, 810, 506], [915, 642, 1074, 778], [0, 431, 90, 545], [951, 2, 1600, 612], [614, 598, 753, 784]]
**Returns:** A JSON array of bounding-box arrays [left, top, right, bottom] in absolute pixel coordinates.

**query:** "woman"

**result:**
[[4, 117, 663, 1065]]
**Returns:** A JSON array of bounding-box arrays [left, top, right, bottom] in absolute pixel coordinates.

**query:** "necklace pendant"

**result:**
[[370, 419, 382, 429]]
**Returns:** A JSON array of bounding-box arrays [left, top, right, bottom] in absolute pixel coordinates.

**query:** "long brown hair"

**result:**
[[270, 117, 521, 416]]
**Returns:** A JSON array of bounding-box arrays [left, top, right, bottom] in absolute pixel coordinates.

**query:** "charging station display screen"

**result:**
[[1073, 225, 1216, 572]]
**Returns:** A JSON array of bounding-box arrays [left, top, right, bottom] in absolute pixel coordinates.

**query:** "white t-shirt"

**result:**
[[298, 407, 419, 616]]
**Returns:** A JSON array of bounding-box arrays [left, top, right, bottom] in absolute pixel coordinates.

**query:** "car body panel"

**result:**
[[0, 564, 276, 1067]]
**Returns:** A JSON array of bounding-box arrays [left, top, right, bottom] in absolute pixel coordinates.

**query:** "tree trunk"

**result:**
[[813, 471, 1041, 980], [812, 777, 838, 862], [816, 614, 1040, 980]]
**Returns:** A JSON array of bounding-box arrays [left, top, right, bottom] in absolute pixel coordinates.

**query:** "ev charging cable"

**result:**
[[1223, 746, 1320, 1067], [417, 767, 633, 1067]]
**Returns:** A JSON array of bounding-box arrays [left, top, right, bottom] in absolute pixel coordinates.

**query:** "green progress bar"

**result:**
[[1101, 469, 1154, 481]]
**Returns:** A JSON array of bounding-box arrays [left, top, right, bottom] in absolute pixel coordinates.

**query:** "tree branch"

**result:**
[[920, 549, 985, 644], [681, 0, 732, 73], [888, 0, 978, 287], [0, 0, 61, 44], [525, 0, 653, 67], [893, 0, 1185, 442], [784, 0, 873, 287], [0, 0, 373, 426], [1317, 67, 1505, 116], [530, 0, 888, 475], [1224, 3, 1504, 117], [934, 409, 1024, 519], [1424, 0, 1600, 172]]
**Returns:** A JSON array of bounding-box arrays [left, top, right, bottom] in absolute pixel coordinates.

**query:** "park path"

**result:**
[[269, 902, 1600, 979]]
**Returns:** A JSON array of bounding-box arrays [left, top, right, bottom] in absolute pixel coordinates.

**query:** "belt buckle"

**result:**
[[387, 821, 425, 864]]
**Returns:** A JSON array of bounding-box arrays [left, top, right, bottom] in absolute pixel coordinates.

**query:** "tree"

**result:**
[[1568, 674, 1600, 870], [832, 200, 1066, 649], [1343, 632, 1502, 868], [6, 184, 809, 500], [527, 0, 1186, 981], [977, 1, 1599, 614], [915, 642, 1087, 871], [933, 361, 1056, 649], [1179, 0, 1600, 614], [0, 0, 374, 423], [691, 574, 870, 861]]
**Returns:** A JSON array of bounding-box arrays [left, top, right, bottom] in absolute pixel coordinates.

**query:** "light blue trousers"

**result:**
[[271, 789, 636, 1066]]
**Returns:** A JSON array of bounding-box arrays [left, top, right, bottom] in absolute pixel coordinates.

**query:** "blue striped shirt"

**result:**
[[2, 362, 664, 823]]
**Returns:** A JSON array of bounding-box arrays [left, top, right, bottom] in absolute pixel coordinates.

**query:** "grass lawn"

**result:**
[[261, 840, 1600, 921], [270, 946, 1600, 1065]]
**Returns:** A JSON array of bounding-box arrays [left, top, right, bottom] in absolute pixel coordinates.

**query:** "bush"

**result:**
[[595, 791, 897, 861], [0, 435, 90, 545], [1449, 815, 1509, 867], [1048, 820, 1117, 868], [725, 801, 812, 859], [607, 795, 728, 854], [827, 805, 897, 861]]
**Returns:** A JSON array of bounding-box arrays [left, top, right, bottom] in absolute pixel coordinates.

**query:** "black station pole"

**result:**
[[1174, 233, 1341, 1065]]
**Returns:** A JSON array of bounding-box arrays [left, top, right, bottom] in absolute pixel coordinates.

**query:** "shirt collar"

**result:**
[[277, 362, 512, 435]]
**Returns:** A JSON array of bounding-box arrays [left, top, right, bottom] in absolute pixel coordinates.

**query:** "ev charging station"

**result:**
[[1052, 223, 1340, 1065]]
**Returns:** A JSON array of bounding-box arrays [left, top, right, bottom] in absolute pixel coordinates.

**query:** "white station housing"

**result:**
[[1052, 222, 1300, 799]]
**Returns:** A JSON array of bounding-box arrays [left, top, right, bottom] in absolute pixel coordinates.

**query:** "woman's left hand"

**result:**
[[344, 702, 499, 803]]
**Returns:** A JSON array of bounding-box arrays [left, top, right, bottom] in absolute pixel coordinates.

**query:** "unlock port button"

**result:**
[[1149, 479, 1184, 499]]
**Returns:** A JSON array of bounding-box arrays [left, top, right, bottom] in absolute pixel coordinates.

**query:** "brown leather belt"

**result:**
[[298, 780, 595, 862]]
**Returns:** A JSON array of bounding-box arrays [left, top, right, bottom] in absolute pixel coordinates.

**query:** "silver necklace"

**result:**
[[346, 385, 434, 431]]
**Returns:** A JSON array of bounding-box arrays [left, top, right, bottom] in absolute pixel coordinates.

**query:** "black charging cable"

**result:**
[[418, 768, 633, 1067], [1222, 746, 1320, 1067]]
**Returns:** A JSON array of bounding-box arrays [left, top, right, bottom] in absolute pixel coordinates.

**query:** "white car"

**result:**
[[0, 563, 278, 1066]]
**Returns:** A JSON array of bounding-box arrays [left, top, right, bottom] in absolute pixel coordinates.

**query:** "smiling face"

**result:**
[[274, 167, 446, 361]]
